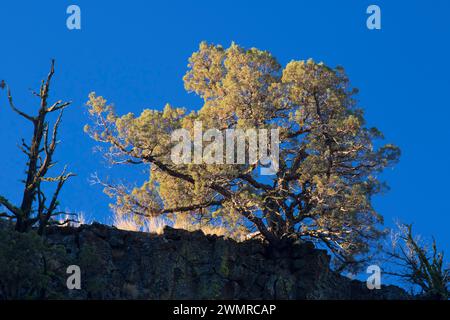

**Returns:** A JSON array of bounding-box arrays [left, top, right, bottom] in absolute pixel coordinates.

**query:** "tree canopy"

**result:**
[[85, 42, 400, 269]]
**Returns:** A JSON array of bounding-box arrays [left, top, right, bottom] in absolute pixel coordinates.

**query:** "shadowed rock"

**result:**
[[28, 222, 410, 300]]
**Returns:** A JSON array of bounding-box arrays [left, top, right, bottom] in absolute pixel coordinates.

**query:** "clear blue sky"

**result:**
[[1, 0, 449, 257]]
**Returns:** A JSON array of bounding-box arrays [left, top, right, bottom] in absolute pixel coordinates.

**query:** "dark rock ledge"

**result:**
[[34, 222, 411, 300]]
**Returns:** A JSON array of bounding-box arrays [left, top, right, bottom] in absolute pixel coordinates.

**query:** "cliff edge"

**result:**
[[34, 222, 410, 300]]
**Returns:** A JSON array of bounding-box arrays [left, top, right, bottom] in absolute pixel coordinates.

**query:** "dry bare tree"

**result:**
[[0, 60, 75, 234]]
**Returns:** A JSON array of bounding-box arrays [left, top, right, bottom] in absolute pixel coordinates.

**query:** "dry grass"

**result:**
[[56, 211, 87, 227], [172, 214, 230, 238], [113, 213, 166, 234], [112, 212, 246, 241], [112, 214, 140, 232]]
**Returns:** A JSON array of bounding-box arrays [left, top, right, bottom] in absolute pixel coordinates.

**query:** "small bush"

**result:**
[[0, 227, 67, 299]]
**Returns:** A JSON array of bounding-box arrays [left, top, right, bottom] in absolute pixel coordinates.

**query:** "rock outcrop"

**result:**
[[38, 222, 410, 299]]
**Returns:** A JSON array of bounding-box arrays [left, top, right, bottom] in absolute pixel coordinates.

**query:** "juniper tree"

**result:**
[[0, 60, 74, 234], [85, 42, 400, 269]]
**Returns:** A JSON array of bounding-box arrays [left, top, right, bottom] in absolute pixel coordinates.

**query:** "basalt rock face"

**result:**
[[42, 222, 409, 300]]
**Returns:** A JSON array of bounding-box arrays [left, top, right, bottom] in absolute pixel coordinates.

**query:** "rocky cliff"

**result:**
[[29, 222, 409, 300]]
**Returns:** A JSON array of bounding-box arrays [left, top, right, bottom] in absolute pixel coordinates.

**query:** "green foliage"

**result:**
[[0, 227, 67, 299], [78, 244, 108, 297], [387, 224, 449, 300]]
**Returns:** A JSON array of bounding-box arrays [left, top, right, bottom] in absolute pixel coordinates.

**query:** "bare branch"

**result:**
[[2, 82, 35, 122], [47, 100, 71, 113], [0, 195, 21, 216]]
